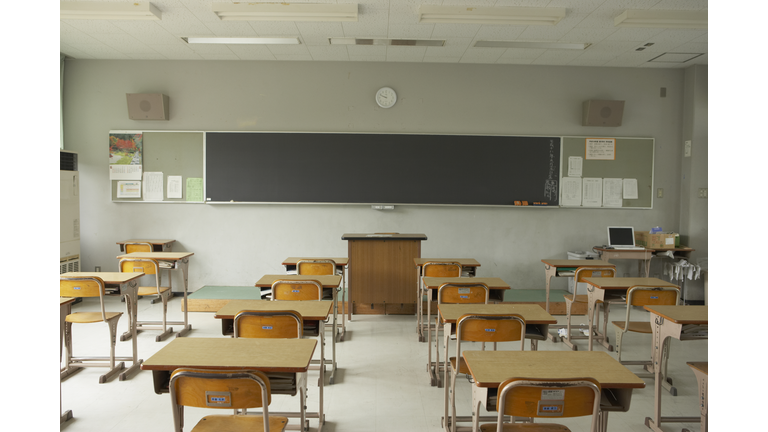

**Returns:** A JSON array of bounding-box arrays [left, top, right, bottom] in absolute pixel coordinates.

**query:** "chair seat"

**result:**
[[65, 311, 122, 324], [191, 414, 288, 432], [612, 320, 653, 333], [480, 422, 571, 432], [449, 357, 469, 375], [137, 286, 171, 296]]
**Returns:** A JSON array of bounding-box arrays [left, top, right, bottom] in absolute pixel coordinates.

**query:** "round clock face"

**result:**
[[376, 87, 397, 108]]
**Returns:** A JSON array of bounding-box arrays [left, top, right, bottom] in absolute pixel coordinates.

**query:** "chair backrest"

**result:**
[[234, 310, 303, 339], [272, 280, 323, 301], [437, 282, 489, 305], [170, 368, 273, 431], [423, 261, 462, 278], [456, 314, 526, 353], [621, 285, 680, 325], [574, 266, 616, 283], [297, 259, 336, 276], [60, 276, 109, 321], [119, 258, 160, 276], [496, 377, 601, 432], [124, 242, 153, 254]]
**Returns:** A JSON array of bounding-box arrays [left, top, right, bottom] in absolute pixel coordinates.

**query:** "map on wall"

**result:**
[[109, 132, 143, 180]]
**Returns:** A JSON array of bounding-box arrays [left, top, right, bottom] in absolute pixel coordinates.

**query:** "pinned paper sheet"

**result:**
[[143, 172, 164, 201], [602, 178, 623, 207], [623, 178, 638, 199], [561, 177, 582, 207], [116, 181, 141, 198], [186, 178, 203, 202], [582, 178, 602, 207], [167, 175, 182, 199], [568, 156, 583, 177], [585, 138, 616, 160]]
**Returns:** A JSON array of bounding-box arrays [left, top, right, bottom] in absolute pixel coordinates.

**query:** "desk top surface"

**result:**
[[422, 277, 509, 289], [644, 305, 708, 324], [438, 303, 556, 324], [415, 258, 481, 267], [463, 351, 646, 389], [61, 272, 144, 283], [687, 362, 708, 375], [116, 239, 175, 245], [342, 233, 427, 240], [541, 259, 614, 268], [215, 300, 333, 320], [60, 297, 76, 305], [583, 277, 678, 289], [116, 251, 194, 260], [255, 274, 342, 287], [141, 337, 317, 372], [282, 257, 349, 266]]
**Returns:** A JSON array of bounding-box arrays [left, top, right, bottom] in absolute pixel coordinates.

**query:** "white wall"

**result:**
[[63, 60, 702, 298]]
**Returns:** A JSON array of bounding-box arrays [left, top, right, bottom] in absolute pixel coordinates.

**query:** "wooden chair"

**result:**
[[480, 377, 601, 432], [561, 267, 616, 350], [447, 314, 526, 432], [123, 241, 167, 304], [234, 310, 303, 339], [296, 259, 343, 339], [119, 258, 173, 341], [432, 282, 489, 387], [612, 286, 680, 374], [60, 276, 124, 383], [420, 261, 462, 342], [169, 368, 288, 432], [271, 279, 324, 301]]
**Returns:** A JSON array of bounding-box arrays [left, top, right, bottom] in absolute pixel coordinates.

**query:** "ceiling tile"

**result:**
[[308, 45, 352, 61]]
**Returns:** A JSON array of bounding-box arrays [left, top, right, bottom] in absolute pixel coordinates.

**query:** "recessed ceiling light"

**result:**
[[419, 6, 566, 25], [615, 10, 707, 29], [212, 2, 358, 22], [474, 41, 591, 50], [648, 52, 704, 63], [329, 38, 445, 47], [183, 37, 301, 45], [60, 1, 161, 20]]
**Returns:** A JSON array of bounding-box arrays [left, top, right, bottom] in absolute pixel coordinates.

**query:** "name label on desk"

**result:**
[[650, 296, 658, 299], [205, 391, 232, 407], [262, 326, 273, 330], [537, 400, 564, 416], [458, 288, 471, 294], [292, 290, 301, 293], [485, 328, 496, 332], [73, 286, 81, 290]]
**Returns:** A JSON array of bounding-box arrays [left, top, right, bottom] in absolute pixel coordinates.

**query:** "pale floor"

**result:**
[[60, 296, 707, 432]]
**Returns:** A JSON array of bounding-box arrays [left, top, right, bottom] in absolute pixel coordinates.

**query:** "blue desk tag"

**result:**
[[485, 328, 495, 332], [262, 326, 272, 330]]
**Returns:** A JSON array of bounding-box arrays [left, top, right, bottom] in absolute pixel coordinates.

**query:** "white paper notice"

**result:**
[[603, 178, 623, 207], [623, 178, 638, 199], [582, 178, 603, 207], [110, 164, 142, 180], [116, 181, 141, 198], [561, 177, 582, 206], [167, 175, 182, 199], [568, 156, 583, 177], [143, 172, 164, 201], [585, 138, 616, 160]]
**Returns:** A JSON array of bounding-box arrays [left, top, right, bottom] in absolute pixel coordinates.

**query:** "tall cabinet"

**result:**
[[60, 150, 80, 273]]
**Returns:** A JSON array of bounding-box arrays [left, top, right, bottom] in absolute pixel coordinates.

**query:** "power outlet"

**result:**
[[684, 140, 692, 157], [95, 266, 101, 272], [657, 188, 663, 198], [698, 188, 707, 198]]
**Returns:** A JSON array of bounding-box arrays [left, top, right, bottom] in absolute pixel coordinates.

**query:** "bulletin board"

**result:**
[[560, 136, 654, 209], [110, 131, 204, 202]]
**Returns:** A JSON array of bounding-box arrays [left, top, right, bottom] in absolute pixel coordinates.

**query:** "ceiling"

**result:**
[[60, 0, 708, 68]]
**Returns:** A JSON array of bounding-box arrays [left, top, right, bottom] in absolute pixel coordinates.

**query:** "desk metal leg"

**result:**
[[119, 282, 143, 381], [328, 290, 338, 384], [173, 259, 193, 337], [543, 265, 564, 342]]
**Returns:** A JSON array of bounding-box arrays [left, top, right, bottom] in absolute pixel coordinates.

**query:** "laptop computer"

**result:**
[[607, 226, 645, 250]]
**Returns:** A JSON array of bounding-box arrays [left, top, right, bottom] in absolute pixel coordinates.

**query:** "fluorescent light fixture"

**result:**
[[183, 37, 301, 45], [614, 10, 707, 29], [418, 6, 565, 25], [474, 41, 591, 50], [212, 2, 358, 22], [330, 38, 445, 47], [648, 52, 704, 63], [60, 1, 161, 20]]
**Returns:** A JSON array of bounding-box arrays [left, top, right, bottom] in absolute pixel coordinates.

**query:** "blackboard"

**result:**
[[205, 132, 561, 206], [560, 136, 654, 209]]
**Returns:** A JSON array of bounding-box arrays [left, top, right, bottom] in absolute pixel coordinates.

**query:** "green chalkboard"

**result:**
[[560, 136, 654, 209]]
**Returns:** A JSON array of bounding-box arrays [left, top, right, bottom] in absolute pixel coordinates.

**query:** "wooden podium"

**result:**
[[342, 233, 427, 315]]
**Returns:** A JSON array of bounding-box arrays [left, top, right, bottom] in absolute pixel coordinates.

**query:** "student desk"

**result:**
[[594, 246, 694, 278], [282, 257, 349, 341], [463, 350, 645, 432], [60, 271, 144, 382], [421, 277, 509, 387], [437, 304, 557, 432], [256, 274, 341, 385], [342, 233, 427, 315], [683, 362, 708, 432], [582, 277, 678, 352], [141, 337, 319, 432], [116, 251, 194, 337], [60, 297, 76, 424], [643, 305, 708, 432], [415, 258, 481, 342], [116, 239, 175, 252]]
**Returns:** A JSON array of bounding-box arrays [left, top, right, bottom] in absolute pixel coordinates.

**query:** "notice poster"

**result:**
[[585, 138, 615, 160], [109, 132, 143, 180]]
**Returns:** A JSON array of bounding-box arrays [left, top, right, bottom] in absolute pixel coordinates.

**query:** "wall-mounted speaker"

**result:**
[[582, 99, 624, 127], [126, 93, 169, 120]]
